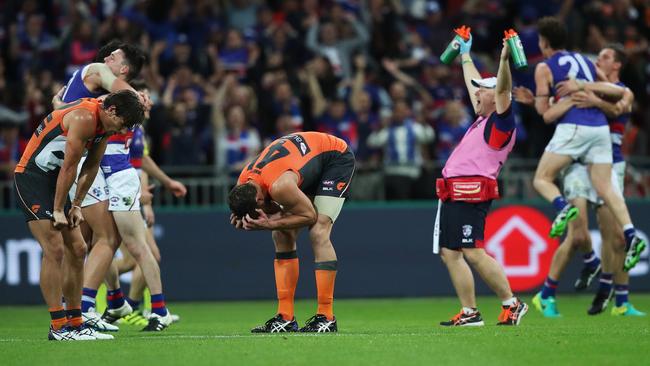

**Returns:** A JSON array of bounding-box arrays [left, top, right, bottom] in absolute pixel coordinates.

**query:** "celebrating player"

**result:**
[[14, 90, 143, 340], [531, 17, 646, 271], [229, 132, 354, 333], [433, 35, 528, 326]]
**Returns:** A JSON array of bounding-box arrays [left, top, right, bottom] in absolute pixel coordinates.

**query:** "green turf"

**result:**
[[1, 295, 649, 365]]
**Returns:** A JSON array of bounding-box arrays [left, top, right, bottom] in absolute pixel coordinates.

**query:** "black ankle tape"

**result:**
[[315, 260, 338, 271], [275, 250, 298, 259]]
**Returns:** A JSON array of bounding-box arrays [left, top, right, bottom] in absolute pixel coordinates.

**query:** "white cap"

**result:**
[[471, 77, 497, 89]]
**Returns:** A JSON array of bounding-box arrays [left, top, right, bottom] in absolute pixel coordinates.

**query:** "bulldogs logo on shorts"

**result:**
[[462, 225, 473, 243]]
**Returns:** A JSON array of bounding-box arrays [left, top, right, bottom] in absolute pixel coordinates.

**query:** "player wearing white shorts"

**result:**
[[531, 17, 645, 276]]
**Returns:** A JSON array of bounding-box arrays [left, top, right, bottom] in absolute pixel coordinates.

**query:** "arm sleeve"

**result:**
[[484, 106, 515, 149]]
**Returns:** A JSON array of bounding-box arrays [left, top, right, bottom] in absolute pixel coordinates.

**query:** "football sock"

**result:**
[[81, 287, 97, 312], [582, 250, 600, 270], [150, 293, 167, 317], [107, 288, 125, 309], [126, 297, 140, 311], [274, 251, 299, 321], [598, 273, 613, 293], [614, 284, 629, 307], [49, 306, 67, 330], [501, 297, 517, 307], [66, 308, 82, 328], [541, 277, 558, 299], [315, 261, 337, 320], [552, 196, 569, 212], [462, 307, 477, 315], [623, 224, 635, 250]]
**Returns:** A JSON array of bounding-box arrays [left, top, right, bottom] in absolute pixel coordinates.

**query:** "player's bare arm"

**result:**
[[52, 109, 97, 229], [571, 88, 634, 118], [555, 79, 625, 99], [542, 98, 575, 124], [460, 52, 481, 113], [75, 136, 108, 207], [244, 172, 317, 231], [534, 63, 553, 115], [85, 63, 136, 94], [495, 40, 512, 114]]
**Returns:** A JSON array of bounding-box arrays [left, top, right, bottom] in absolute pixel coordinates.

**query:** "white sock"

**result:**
[[623, 224, 634, 232], [502, 297, 517, 307], [462, 307, 477, 315]]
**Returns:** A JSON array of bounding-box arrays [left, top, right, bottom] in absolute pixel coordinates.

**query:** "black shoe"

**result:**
[[141, 313, 172, 332], [299, 314, 337, 333], [574, 263, 602, 291], [440, 310, 485, 327], [251, 314, 298, 333], [588, 288, 614, 315]]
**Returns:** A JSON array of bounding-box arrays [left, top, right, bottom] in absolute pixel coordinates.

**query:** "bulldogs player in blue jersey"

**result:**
[[530, 17, 645, 276]]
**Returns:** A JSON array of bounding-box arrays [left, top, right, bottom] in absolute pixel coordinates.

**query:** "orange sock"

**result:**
[[66, 308, 83, 328], [315, 261, 337, 320], [274, 251, 299, 321], [49, 306, 67, 330]]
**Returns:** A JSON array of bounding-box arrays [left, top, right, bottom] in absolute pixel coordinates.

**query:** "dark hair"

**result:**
[[228, 183, 259, 219], [537, 17, 567, 50], [605, 43, 627, 67], [119, 44, 146, 81], [103, 90, 144, 129]]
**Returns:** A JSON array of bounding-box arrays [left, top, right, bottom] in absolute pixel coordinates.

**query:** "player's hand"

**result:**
[[513, 86, 534, 106], [52, 86, 66, 108], [137, 90, 153, 113], [571, 90, 599, 108], [230, 213, 244, 229], [52, 210, 69, 230], [143, 204, 155, 227], [140, 184, 155, 205], [459, 34, 472, 55], [67, 206, 84, 228], [555, 79, 583, 97], [166, 180, 187, 197], [243, 209, 273, 230]]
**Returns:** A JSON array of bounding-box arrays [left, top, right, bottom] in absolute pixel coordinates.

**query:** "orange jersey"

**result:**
[[238, 132, 348, 194], [15, 98, 106, 174]]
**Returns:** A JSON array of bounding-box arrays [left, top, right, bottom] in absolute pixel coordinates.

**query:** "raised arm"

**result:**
[[495, 41, 512, 114], [556, 79, 625, 99], [458, 36, 481, 114], [572, 88, 634, 118], [85, 63, 136, 93]]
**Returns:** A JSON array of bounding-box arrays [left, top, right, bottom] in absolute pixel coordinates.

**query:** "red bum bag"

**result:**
[[436, 176, 500, 202]]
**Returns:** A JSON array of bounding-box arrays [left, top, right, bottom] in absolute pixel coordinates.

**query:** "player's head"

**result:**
[[537, 17, 567, 56], [101, 90, 145, 133], [228, 182, 263, 219], [471, 77, 497, 117], [597, 43, 626, 77], [103, 43, 146, 81]]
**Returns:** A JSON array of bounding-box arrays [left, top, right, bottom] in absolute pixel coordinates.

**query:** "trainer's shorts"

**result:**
[[68, 156, 109, 208], [545, 124, 612, 164], [14, 168, 71, 222], [563, 161, 624, 205], [106, 168, 141, 212], [439, 200, 492, 250]]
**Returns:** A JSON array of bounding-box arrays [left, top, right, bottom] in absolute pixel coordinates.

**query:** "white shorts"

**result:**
[[545, 124, 613, 164], [68, 157, 109, 208], [563, 161, 624, 205], [106, 168, 141, 212]]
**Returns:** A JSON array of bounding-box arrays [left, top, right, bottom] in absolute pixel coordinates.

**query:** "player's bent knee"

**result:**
[[44, 245, 65, 262]]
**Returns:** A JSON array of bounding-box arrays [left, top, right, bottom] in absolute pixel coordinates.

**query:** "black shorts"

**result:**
[[14, 168, 71, 222], [439, 200, 492, 250], [304, 149, 356, 198]]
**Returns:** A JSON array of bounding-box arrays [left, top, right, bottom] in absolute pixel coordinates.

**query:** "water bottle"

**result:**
[[440, 25, 471, 64], [504, 29, 528, 70]]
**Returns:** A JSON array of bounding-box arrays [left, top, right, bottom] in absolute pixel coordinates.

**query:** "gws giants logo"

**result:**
[[483, 205, 559, 291]]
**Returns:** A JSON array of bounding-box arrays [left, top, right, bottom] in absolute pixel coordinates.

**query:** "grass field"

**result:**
[[1, 295, 649, 365]]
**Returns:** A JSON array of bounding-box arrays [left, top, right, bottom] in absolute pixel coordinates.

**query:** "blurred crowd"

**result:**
[[1, 0, 649, 201]]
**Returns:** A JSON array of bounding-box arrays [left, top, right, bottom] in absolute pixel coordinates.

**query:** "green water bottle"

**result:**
[[504, 29, 528, 70], [440, 25, 471, 64]]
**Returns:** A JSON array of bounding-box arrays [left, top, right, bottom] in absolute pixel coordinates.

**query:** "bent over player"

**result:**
[[229, 132, 354, 333], [14, 91, 143, 340], [433, 35, 528, 326]]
